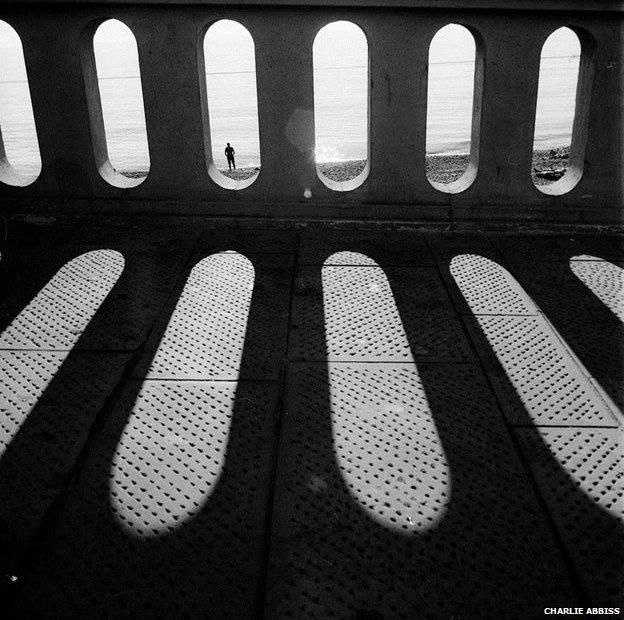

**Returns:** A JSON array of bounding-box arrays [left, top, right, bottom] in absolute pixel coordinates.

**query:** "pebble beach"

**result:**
[[121, 147, 571, 187], [216, 147, 571, 186]]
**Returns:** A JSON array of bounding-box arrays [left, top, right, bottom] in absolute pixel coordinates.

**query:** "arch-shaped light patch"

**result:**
[[0, 250, 125, 455], [451, 254, 621, 525], [322, 252, 450, 533], [570, 256, 624, 323], [110, 252, 255, 537], [141, 251, 255, 380], [449, 254, 617, 427], [0, 249, 125, 349]]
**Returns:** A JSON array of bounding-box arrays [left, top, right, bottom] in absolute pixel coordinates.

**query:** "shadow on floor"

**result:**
[[0, 228, 621, 618]]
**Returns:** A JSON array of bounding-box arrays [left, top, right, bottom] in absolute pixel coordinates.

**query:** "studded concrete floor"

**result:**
[[0, 219, 622, 618]]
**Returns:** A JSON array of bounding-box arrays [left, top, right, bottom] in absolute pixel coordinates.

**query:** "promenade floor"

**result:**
[[1, 218, 622, 618]]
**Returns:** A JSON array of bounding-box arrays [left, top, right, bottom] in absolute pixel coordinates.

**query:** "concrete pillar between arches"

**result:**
[[252, 12, 318, 202], [467, 25, 543, 204], [564, 23, 623, 207], [15, 15, 104, 197], [132, 15, 211, 197], [368, 19, 434, 203]]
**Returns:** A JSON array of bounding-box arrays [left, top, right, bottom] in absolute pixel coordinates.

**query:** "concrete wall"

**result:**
[[0, 1, 621, 224], [6, 1, 624, 10]]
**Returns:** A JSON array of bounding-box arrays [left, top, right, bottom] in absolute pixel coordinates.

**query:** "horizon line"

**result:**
[[0, 55, 580, 83]]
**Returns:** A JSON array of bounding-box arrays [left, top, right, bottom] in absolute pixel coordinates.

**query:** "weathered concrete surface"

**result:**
[[6, 0, 624, 11], [0, 218, 622, 617], [0, 2, 621, 223]]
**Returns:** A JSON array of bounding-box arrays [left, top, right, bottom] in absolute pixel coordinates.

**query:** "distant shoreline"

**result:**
[[120, 147, 570, 186]]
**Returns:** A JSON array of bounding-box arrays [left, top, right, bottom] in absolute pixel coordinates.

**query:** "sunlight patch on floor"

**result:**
[[0, 250, 124, 349], [451, 253, 622, 518], [110, 252, 255, 537], [570, 256, 624, 323], [322, 252, 450, 533], [0, 250, 124, 458]]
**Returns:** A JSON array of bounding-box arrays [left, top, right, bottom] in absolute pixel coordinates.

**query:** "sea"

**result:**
[[0, 24, 580, 177]]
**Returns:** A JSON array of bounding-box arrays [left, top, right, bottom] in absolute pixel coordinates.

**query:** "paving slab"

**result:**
[[463, 314, 619, 427], [446, 250, 621, 426], [0, 350, 130, 566], [298, 228, 434, 266], [196, 227, 298, 254], [604, 234, 624, 254], [3, 224, 623, 617], [442, 251, 537, 316], [289, 265, 473, 362], [509, 262, 624, 407], [10, 379, 279, 618], [425, 230, 494, 251], [567, 257, 624, 323], [266, 363, 577, 619], [133, 253, 293, 381], [2, 219, 202, 266], [515, 427, 624, 606], [0, 246, 191, 351], [490, 233, 624, 267], [590, 376, 624, 420], [0, 249, 125, 350]]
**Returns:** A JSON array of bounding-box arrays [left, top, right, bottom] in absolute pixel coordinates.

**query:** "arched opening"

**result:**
[[426, 24, 481, 193], [201, 20, 260, 190], [87, 19, 150, 188], [313, 21, 369, 191], [532, 27, 587, 194], [0, 20, 41, 186]]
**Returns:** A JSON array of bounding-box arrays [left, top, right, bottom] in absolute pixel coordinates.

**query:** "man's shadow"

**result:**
[[2, 232, 622, 618]]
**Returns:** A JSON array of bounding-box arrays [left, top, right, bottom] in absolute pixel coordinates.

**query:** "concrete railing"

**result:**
[[0, 0, 622, 224]]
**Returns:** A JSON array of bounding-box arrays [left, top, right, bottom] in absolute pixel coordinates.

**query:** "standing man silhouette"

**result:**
[[225, 143, 236, 171]]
